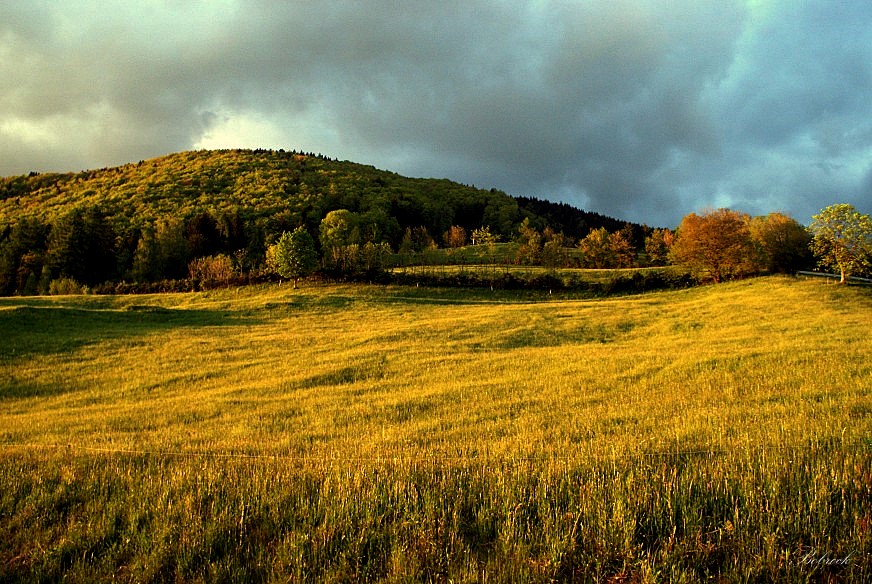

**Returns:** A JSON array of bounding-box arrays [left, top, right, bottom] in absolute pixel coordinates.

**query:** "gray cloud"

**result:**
[[2, 1, 870, 226]]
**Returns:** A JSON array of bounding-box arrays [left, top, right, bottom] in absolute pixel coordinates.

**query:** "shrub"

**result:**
[[188, 254, 238, 288], [48, 277, 85, 295]]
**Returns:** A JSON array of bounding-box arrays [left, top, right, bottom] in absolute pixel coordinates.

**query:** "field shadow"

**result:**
[[0, 374, 84, 399], [0, 303, 261, 363], [295, 356, 388, 389]]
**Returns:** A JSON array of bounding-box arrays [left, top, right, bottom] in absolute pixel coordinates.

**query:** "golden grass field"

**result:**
[[1, 276, 870, 582]]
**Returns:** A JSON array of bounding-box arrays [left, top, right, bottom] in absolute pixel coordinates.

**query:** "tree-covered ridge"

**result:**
[[6, 148, 857, 297], [513, 195, 648, 246], [1, 148, 649, 295], [1, 149, 602, 242]]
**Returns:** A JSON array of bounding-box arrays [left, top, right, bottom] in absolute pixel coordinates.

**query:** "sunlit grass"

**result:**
[[1, 276, 870, 581]]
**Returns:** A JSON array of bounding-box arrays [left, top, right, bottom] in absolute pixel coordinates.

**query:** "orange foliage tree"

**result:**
[[670, 208, 762, 283]]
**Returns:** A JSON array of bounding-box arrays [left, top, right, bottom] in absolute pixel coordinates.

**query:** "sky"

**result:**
[[1, 1, 871, 227]]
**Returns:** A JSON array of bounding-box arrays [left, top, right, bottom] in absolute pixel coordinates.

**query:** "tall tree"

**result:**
[[319, 209, 359, 271], [408, 226, 435, 252], [131, 225, 161, 283], [131, 218, 188, 282], [808, 203, 872, 283], [541, 227, 568, 268], [515, 218, 542, 265], [46, 206, 117, 286], [608, 230, 637, 268], [270, 227, 319, 289], [669, 209, 761, 283], [0, 217, 49, 295], [443, 225, 467, 248], [157, 218, 191, 280], [644, 228, 675, 266], [749, 212, 813, 274], [577, 227, 613, 269], [185, 212, 222, 259]]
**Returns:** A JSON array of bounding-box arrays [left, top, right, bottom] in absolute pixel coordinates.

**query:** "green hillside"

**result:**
[[0, 149, 655, 295], [0, 149, 525, 240]]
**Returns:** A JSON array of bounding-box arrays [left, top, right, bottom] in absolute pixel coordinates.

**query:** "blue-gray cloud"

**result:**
[[1, 0, 870, 226]]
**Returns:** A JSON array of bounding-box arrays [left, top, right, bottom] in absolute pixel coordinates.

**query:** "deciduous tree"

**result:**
[[749, 212, 812, 274], [577, 227, 613, 269], [443, 225, 467, 248], [808, 203, 872, 283], [515, 218, 542, 265], [271, 227, 319, 288], [319, 209, 360, 271], [644, 228, 674, 266], [188, 254, 237, 287], [541, 228, 569, 269], [669, 208, 761, 283], [608, 230, 637, 268]]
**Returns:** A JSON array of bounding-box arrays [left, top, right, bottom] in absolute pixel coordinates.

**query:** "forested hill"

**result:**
[[0, 149, 639, 244]]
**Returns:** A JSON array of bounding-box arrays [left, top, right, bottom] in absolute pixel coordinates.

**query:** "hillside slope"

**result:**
[[0, 149, 638, 242]]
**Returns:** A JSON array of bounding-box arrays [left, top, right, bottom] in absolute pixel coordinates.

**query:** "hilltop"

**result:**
[[0, 149, 639, 244]]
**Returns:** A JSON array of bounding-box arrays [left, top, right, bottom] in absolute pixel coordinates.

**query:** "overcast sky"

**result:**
[[2, 1, 870, 227]]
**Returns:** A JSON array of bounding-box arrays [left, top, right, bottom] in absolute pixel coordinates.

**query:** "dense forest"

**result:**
[[0, 149, 651, 295]]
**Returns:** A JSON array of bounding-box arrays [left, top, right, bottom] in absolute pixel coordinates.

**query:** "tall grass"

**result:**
[[1, 276, 870, 581]]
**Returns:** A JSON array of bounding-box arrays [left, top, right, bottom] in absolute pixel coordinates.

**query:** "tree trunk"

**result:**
[[840, 269, 847, 284]]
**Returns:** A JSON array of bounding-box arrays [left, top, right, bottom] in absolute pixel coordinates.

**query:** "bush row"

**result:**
[[56, 268, 696, 297], [386, 269, 697, 295]]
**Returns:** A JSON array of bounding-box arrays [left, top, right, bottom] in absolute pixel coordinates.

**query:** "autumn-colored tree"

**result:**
[[515, 218, 542, 265], [644, 228, 674, 266], [608, 230, 636, 268], [577, 227, 613, 268], [749, 212, 812, 274], [443, 225, 467, 248], [541, 228, 568, 268], [669, 208, 762, 283], [808, 203, 872, 283], [188, 254, 237, 286]]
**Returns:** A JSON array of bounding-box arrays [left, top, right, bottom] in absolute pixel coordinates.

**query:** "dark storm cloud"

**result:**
[[2, 1, 871, 226]]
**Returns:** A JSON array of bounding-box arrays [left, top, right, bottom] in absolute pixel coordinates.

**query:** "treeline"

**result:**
[[0, 207, 246, 295], [4, 198, 868, 296], [2, 149, 869, 295], [0, 204, 654, 295], [0, 149, 651, 295]]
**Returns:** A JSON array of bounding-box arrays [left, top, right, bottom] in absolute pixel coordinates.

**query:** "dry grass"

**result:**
[[1, 276, 870, 581]]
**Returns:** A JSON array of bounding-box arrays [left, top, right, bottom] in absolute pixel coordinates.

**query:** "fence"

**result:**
[[797, 271, 872, 284]]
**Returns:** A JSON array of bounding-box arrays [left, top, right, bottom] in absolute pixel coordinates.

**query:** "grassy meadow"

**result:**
[[1, 276, 870, 582]]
